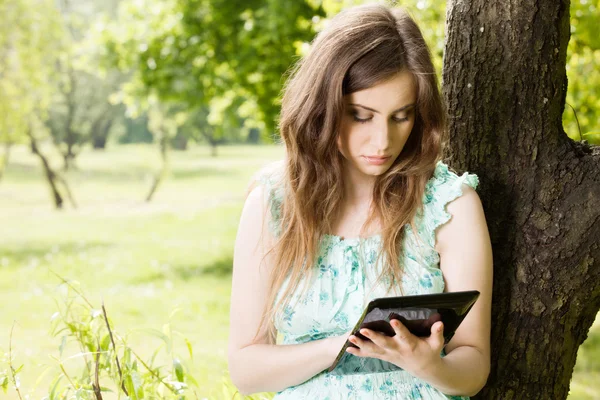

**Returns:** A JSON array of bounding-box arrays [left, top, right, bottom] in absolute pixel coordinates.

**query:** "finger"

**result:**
[[348, 333, 384, 356], [390, 319, 416, 349], [427, 321, 445, 351], [358, 328, 392, 352]]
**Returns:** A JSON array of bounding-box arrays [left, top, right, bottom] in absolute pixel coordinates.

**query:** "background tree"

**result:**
[[101, 0, 324, 146], [0, 0, 78, 209], [442, 0, 600, 398], [47, 0, 129, 170], [0, 0, 61, 181]]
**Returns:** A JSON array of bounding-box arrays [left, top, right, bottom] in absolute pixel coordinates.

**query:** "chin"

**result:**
[[357, 165, 392, 176]]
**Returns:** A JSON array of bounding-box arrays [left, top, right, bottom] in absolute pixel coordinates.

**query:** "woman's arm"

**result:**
[[228, 184, 340, 395], [420, 183, 493, 396]]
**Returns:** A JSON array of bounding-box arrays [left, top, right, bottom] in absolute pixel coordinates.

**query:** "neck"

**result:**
[[342, 161, 376, 207]]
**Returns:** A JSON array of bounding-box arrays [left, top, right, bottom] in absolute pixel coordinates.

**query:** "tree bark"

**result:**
[[0, 141, 12, 181], [171, 130, 189, 151], [145, 130, 170, 202], [63, 67, 78, 171], [26, 127, 65, 209], [91, 109, 114, 150], [443, 0, 600, 398]]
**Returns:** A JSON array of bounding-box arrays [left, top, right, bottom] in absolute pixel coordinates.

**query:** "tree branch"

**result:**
[[101, 302, 128, 397]]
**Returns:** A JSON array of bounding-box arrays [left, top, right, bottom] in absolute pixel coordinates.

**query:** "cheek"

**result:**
[[338, 125, 366, 155], [337, 123, 352, 156]]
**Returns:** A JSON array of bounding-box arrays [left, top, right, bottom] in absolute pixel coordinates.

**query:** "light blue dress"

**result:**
[[256, 160, 479, 400]]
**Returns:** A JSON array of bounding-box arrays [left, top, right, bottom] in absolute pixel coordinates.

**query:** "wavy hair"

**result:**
[[251, 3, 447, 344]]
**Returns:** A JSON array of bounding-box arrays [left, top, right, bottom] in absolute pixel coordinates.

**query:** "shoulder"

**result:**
[[245, 159, 285, 198], [430, 161, 486, 254], [245, 159, 286, 238], [417, 160, 481, 253]]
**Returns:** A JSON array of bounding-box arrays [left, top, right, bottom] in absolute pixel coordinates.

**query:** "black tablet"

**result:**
[[327, 290, 480, 375]]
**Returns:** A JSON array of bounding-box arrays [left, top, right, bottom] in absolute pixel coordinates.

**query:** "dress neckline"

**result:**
[[322, 233, 382, 245]]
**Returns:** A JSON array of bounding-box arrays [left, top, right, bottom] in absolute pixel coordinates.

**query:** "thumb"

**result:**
[[428, 321, 445, 350]]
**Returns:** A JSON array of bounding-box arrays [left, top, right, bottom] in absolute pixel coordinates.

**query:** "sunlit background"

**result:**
[[1, 0, 598, 398]]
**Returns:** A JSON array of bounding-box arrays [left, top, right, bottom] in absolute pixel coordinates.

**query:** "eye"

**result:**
[[393, 110, 413, 123], [353, 115, 372, 124], [350, 111, 372, 123]]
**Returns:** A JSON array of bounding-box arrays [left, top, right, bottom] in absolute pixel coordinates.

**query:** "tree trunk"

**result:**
[[443, 0, 600, 398], [171, 130, 189, 150], [201, 130, 219, 157], [26, 127, 65, 209], [145, 130, 170, 202], [92, 134, 107, 150], [63, 150, 76, 171], [91, 112, 114, 150], [0, 141, 12, 181]]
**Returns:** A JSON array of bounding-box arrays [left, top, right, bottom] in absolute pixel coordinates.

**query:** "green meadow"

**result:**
[[0, 144, 598, 399]]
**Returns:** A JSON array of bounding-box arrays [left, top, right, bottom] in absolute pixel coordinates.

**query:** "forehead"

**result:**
[[344, 70, 417, 110]]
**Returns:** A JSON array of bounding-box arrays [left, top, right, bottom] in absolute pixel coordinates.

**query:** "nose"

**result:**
[[370, 120, 392, 151]]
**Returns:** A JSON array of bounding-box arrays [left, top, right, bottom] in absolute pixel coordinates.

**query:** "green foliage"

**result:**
[[564, 0, 600, 143], [43, 276, 199, 399], [1, 272, 279, 399], [0, 0, 63, 144], [0, 143, 285, 398], [119, 115, 154, 144], [100, 0, 324, 140]]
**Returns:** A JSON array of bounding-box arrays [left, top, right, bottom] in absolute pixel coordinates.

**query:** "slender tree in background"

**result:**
[[48, 0, 127, 170], [442, 0, 599, 398]]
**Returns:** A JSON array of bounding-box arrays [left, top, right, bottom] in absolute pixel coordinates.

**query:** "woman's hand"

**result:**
[[346, 319, 445, 378]]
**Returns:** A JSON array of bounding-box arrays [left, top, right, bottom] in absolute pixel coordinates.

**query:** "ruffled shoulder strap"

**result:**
[[418, 160, 480, 253], [252, 160, 285, 238]]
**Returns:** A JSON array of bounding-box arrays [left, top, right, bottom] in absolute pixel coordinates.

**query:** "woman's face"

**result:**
[[337, 69, 417, 178]]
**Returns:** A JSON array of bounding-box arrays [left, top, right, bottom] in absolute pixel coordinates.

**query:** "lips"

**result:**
[[363, 155, 391, 165], [365, 156, 390, 160]]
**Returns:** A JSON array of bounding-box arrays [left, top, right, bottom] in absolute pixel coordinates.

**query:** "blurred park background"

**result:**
[[0, 0, 598, 398]]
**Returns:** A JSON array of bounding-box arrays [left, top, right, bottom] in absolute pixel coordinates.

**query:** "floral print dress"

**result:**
[[256, 160, 479, 400]]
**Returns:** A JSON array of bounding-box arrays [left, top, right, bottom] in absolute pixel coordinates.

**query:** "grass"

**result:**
[[0, 141, 598, 399], [0, 142, 284, 399]]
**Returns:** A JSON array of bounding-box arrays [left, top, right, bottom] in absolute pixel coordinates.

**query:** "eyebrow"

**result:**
[[348, 103, 416, 114]]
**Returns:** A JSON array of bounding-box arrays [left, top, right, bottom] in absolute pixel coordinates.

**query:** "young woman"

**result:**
[[228, 3, 493, 399]]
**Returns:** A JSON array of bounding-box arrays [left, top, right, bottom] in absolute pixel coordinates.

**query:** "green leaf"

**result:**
[[49, 375, 64, 400], [185, 338, 193, 360], [100, 334, 111, 351], [185, 371, 199, 388], [173, 358, 184, 382], [162, 323, 172, 353], [131, 370, 144, 398], [59, 335, 67, 357], [124, 347, 132, 366], [124, 374, 137, 400]]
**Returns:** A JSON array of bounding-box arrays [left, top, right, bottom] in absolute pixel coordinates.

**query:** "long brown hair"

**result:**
[[251, 3, 447, 344]]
